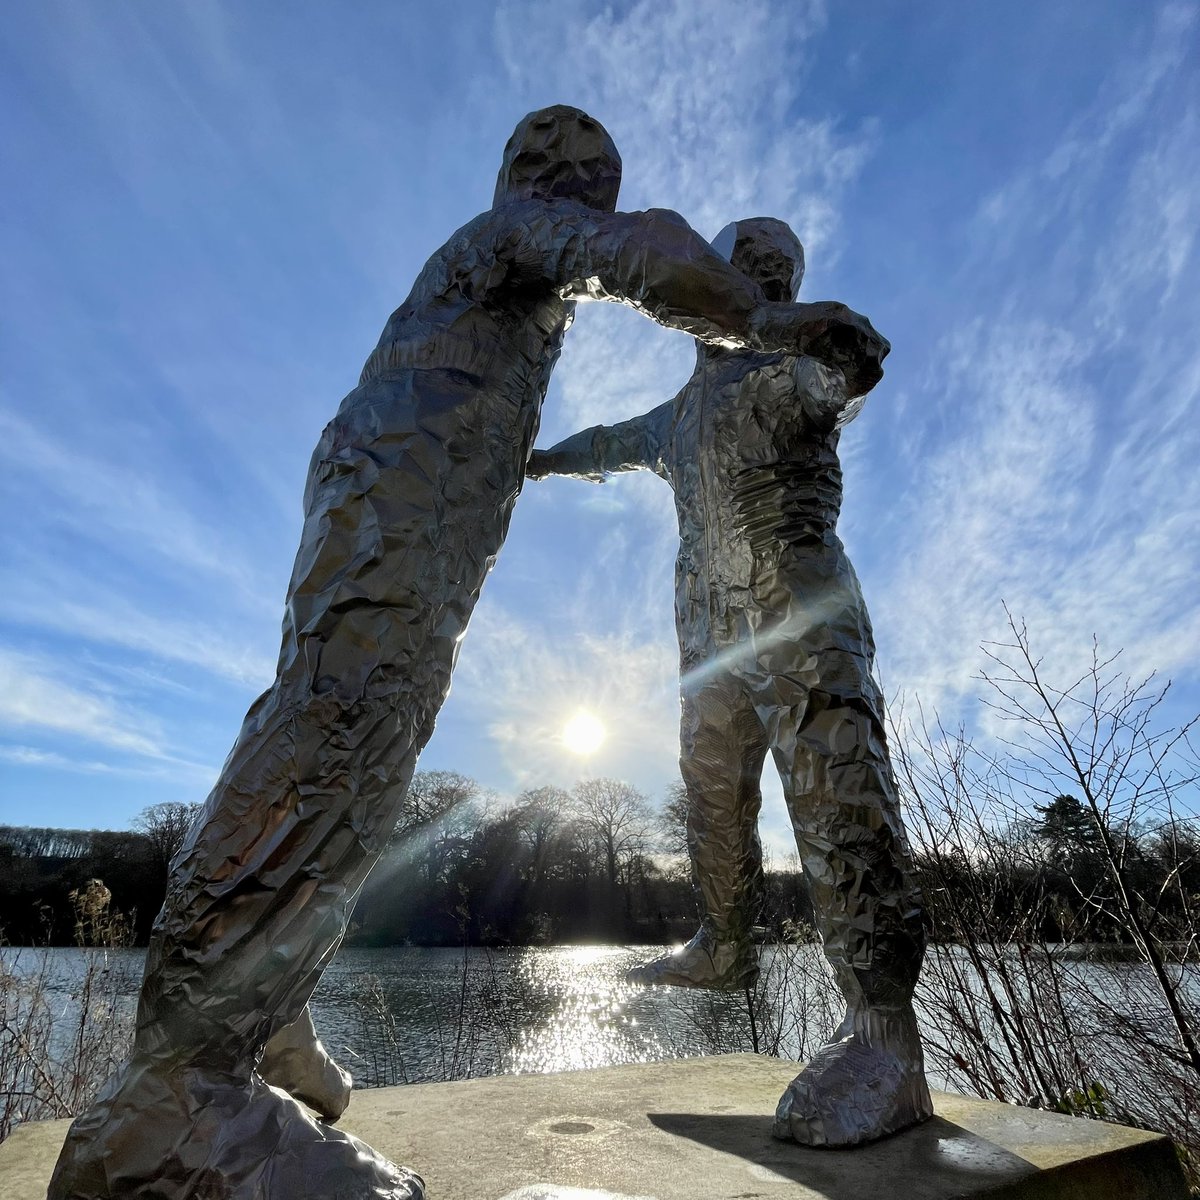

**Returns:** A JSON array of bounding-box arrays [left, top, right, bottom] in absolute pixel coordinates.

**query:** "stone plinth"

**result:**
[[0, 1054, 1188, 1199]]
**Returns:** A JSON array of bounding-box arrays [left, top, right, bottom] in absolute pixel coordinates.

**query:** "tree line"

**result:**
[[2, 776, 1197, 949], [349, 772, 812, 945], [0, 802, 200, 944], [0, 778, 810, 946]]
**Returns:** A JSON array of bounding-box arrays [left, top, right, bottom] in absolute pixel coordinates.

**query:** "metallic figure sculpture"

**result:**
[[49, 114, 890, 1199], [528, 217, 930, 1148]]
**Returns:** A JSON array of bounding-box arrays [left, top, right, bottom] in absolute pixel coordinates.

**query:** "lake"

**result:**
[[4, 941, 1195, 1108], [1, 943, 842, 1089]]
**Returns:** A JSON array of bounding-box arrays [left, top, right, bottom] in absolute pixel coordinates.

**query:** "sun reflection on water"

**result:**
[[305, 943, 772, 1086], [505, 947, 670, 1074]]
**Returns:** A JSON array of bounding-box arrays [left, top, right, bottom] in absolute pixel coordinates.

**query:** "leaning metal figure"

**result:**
[[529, 217, 930, 1148], [48, 113, 889, 1198]]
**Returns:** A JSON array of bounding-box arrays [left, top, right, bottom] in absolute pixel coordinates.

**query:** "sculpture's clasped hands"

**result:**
[[749, 300, 890, 398]]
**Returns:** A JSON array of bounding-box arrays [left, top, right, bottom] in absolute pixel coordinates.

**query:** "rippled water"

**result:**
[[5, 943, 1193, 1101], [310, 945, 779, 1085], [0, 944, 814, 1088]]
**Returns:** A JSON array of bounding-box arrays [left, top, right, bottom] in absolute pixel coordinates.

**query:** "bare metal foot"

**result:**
[[626, 928, 758, 991], [48, 1056, 422, 1200], [772, 1006, 933, 1148], [261, 1005, 353, 1122]]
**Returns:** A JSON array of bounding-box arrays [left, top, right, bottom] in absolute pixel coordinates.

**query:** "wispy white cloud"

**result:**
[[0, 743, 213, 784], [0, 649, 166, 759], [0, 651, 224, 794], [0, 579, 278, 690], [496, 0, 852, 239], [0, 745, 117, 771], [872, 28, 1200, 724], [0, 407, 278, 612], [1091, 105, 1199, 335], [969, 3, 1196, 259]]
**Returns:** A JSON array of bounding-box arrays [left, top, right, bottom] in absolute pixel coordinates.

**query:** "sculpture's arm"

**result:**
[[504, 203, 888, 398], [527, 401, 673, 482]]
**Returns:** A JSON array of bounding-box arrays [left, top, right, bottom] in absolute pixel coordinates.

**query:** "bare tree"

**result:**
[[571, 778, 655, 889], [0, 828, 93, 860], [892, 611, 1200, 1183], [658, 779, 691, 869], [980, 610, 1200, 1077], [512, 787, 571, 890], [390, 770, 481, 889], [393, 770, 479, 836], [133, 802, 202, 876]]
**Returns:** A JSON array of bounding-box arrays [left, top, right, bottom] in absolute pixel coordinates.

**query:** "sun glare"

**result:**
[[561, 711, 606, 756]]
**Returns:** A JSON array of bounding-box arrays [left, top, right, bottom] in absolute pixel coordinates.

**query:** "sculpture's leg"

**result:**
[[759, 677, 932, 1147], [48, 681, 433, 1200], [260, 1004, 352, 1123], [628, 671, 767, 990], [49, 373, 504, 1199]]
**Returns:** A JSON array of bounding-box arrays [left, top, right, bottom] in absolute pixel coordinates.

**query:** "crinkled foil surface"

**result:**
[[531, 217, 928, 1147]]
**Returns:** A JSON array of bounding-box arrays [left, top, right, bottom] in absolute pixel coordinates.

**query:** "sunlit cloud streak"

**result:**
[[0, 744, 214, 784], [0, 649, 167, 759], [868, 14, 1200, 727]]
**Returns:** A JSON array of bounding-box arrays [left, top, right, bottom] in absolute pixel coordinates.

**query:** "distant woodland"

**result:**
[[2, 767, 1197, 950], [0, 774, 808, 946]]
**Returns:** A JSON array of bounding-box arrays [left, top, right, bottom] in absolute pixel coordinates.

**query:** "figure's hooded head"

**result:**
[[710, 217, 805, 302], [494, 105, 622, 212]]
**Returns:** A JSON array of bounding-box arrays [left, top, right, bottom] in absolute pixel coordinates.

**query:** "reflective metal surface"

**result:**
[[48, 115, 890, 1197], [258, 1005, 351, 1123], [529, 217, 931, 1148]]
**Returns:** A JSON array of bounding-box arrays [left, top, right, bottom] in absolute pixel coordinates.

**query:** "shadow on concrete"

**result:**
[[646, 1113, 1036, 1199]]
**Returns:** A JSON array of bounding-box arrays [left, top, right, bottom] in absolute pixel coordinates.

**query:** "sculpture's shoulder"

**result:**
[[406, 210, 513, 299], [492, 196, 605, 235], [735, 351, 856, 424], [418, 199, 616, 301], [374, 206, 564, 343]]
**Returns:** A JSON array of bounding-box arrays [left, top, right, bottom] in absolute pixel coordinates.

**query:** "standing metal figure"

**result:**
[[529, 217, 930, 1148], [49, 116, 889, 1199]]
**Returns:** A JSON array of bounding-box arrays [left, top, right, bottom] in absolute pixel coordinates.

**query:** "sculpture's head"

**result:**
[[710, 217, 805, 302], [494, 105, 622, 212]]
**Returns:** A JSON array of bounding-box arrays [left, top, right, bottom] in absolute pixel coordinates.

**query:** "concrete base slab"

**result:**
[[0, 1054, 1189, 1199]]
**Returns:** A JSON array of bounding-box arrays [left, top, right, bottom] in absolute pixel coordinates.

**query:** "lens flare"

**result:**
[[562, 711, 606, 755]]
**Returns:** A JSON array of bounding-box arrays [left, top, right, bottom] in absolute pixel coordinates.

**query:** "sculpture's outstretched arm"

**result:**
[[527, 400, 672, 482], [506, 203, 889, 397]]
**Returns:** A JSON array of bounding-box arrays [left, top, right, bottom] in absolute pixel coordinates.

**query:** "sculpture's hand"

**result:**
[[750, 300, 890, 398]]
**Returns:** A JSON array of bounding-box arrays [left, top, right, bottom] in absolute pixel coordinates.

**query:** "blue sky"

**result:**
[[2, 1, 1197, 856]]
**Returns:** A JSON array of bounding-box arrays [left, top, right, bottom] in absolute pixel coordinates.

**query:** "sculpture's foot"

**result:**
[[626, 928, 757, 992], [772, 1006, 933, 1148], [261, 1006, 353, 1122], [48, 1056, 423, 1200]]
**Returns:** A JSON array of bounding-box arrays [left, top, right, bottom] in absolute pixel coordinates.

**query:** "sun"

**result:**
[[561, 711, 606, 756]]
